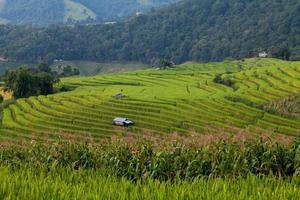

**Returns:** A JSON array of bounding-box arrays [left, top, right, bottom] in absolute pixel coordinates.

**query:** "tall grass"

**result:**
[[0, 167, 299, 200], [263, 95, 300, 119], [0, 136, 299, 199]]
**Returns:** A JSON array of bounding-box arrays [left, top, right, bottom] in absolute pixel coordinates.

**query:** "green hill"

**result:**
[[1, 58, 299, 142], [0, 0, 65, 26], [64, 0, 97, 23], [0, 0, 178, 26]]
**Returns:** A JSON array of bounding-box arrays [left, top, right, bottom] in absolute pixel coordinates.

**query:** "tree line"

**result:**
[[1, 63, 80, 98], [3, 64, 58, 98], [0, 0, 300, 64]]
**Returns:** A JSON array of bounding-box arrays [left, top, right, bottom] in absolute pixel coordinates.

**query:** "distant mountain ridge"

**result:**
[[0, 0, 178, 26]]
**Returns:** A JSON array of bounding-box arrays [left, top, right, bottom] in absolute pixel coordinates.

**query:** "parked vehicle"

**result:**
[[113, 118, 134, 127]]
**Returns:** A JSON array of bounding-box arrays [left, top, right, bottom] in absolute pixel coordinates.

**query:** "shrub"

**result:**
[[290, 55, 300, 61], [225, 96, 260, 108], [262, 95, 300, 119], [213, 74, 236, 88]]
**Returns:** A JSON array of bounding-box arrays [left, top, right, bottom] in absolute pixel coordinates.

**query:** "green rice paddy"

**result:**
[[1, 58, 299, 141]]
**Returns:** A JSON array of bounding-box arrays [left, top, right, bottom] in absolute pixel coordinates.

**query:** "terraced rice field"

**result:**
[[1, 58, 299, 142]]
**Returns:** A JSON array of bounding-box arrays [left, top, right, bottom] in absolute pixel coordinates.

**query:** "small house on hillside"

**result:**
[[259, 51, 268, 58]]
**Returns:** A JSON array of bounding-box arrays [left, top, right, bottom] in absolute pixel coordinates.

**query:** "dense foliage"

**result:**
[[1, 137, 300, 180], [3, 64, 59, 98], [0, 0, 300, 64], [213, 74, 236, 88], [53, 65, 80, 77]]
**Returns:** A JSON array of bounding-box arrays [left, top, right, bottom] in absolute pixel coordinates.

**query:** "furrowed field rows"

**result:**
[[105, 75, 171, 86], [7, 100, 115, 136], [59, 97, 209, 133], [262, 114, 300, 129], [189, 101, 256, 124], [73, 96, 249, 131], [46, 98, 188, 133], [175, 102, 247, 128], [30, 97, 167, 135], [8, 104, 107, 139], [254, 120, 298, 136], [3, 108, 55, 138], [39, 95, 189, 134], [233, 65, 300, 100], [209, 98, 263, 116], [255, 78, 299, 94], [0, 59, 299, 141]]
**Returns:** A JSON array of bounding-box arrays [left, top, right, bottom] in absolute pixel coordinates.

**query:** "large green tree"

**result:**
[[3, 67, 59, 98]]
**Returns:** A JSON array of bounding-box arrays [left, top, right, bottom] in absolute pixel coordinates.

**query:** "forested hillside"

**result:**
[[0, 0, 65, 26], [0, 0, 300, 63], [0, 0, 178, 26]]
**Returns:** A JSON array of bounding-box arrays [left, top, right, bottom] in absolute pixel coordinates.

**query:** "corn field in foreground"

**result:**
[[0, 137, 299, 199], [1, 136, 300, 179], [0, 168, 299, 200]]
